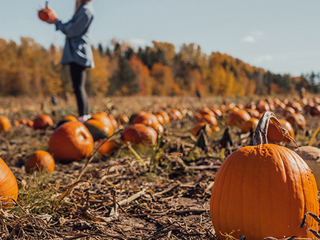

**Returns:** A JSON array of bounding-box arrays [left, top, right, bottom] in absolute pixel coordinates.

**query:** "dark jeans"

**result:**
[[69, 62, 89, 116]]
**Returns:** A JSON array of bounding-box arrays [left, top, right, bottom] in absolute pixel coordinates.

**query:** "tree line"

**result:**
[[0, 37, 318, 98]]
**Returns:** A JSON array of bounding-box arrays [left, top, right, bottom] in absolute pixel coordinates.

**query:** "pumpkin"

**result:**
[[38, 3, 56, 22], [255, 100, 270, 113], [117, 115, 129, 125], [0, 116, 12, 132], [155, 113, 165, 125], [295, 146, 320, 191], [267, 119, 294, 143], [286, 113, 306, 130], [191, 122, 212, 137], [170, 109, 183, 121], [98, 139, 120, 156], [245, 108, 260, 118], [89, 112, 114, 136], [108, 114, 118, 129], [310, 105, 320, 116], [196, 113, 218, 126], [211, 108, 222, 117], [64, 115, 78, 122], [48, 121, 94, 163], [122, 123, 157, 145], [282, 106, 296, 117], [25, 150, 55, 173], [0, 157, 18, 205], [156, 110, 170, 123], [210, 111, 319, 240], [33, 114, 53, 130], [226, 109, 251, 128], [198, 107, 215, 117], [241, 117, 259, 134], [84, 118, 113, 141]]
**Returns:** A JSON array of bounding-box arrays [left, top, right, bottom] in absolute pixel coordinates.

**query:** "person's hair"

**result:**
[[74, 0, 91, 15]]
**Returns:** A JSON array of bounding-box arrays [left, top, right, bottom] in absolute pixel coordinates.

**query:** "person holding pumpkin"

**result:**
[[39, 0, 94, 123]]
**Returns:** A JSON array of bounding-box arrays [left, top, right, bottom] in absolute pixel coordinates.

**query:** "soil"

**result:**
[[0, 96, 318, 240]]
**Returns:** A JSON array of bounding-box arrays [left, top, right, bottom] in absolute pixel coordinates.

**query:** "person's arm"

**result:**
[[54, 10, 91, 38]]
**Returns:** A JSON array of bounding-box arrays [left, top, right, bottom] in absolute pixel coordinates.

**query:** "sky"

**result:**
[[1, 0, 320, 77]]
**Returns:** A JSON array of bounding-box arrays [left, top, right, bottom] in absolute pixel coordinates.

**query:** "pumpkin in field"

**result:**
[[25, 150, 55, 173], [33, 114, 53, 130], [210, 111, 319, 240], [122, 123, 157, 145], [64, 115, 78, 122], [156, 110, 170, 123], [295, 146, 320, 191], [0, 116, 12, 133], [49, 121, 94, 163], [267, 119, 294, 143], [286, 113, 306, 130], [196, 113, 218, 127], [89, 112, 114, 136], [98, 139, 120, 156], [282, 106, 296, 118], [170, 109, 183, 121], [226, 109, 251, 128], [191, 122, 212, 137], [255, 100, 270, 113], [241, 117, 259, 134], [211, 108, 222, 117], [131, 112, 163, 134], [0, 157, 18, 206], [117, 115, 129, 125], [108, 114, 118, 129], [84, 119, 112, 141]]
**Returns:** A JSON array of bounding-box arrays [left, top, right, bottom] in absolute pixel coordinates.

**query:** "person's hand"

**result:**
[[45, 8, 57, 24]]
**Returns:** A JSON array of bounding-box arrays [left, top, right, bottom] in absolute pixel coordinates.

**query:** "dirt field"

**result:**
[[0, 96, 319, 240]]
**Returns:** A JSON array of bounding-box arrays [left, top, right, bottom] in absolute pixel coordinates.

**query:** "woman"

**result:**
[[45, 0, 94, 123]]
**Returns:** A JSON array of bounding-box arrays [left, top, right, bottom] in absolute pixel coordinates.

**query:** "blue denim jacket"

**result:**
[[55, 3, 95, 68]]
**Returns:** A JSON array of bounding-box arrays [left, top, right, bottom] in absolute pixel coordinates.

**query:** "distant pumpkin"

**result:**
[[33, 114, 53, 130], [122, 123, 158, 145], [0, 116, 12, 132]]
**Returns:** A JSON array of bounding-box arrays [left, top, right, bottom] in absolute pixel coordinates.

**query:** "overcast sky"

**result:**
[[1, 0, 320, 76]]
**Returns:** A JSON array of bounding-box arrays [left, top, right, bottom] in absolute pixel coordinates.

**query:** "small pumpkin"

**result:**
[[191, 122, 212, 137], [267, 119, 294, 143], [49, 121, 94, 163], [84, 118, 112, 141], [211, 108, 222, 117], [241, 117, 259, 134], [98, 139, 120, 156], [170, 109, 183, 121], [33, 114, 53, 130], [226, 109, 251, 128], [0, 157, 18, 205], [211, 111, 319, 239], [156, 110, 170, 123], [25, 150, 55, 173], [90, 112, 114, 136], [286, 113, 306, 130], [117, 115, 129, 125], [122, 123, 157, 145], [0, 116, 12, 132]]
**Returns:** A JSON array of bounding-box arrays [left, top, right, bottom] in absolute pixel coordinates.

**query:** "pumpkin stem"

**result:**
[[253, 111, 297, 146]]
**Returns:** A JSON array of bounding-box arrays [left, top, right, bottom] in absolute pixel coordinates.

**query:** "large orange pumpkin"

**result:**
[[0, 116, 12, 133], [25, 150, 55, 173], [33, 114, 53, 130], [48, 121, 94, 163], [210, 111, 319, 240], [0, 157, 18, 205], [122, 123, 157, 145]]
